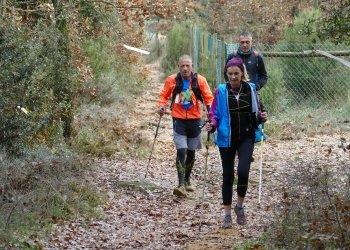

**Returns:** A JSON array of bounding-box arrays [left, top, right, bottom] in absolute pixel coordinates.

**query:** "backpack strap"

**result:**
[[191, 73, 204, 104], [170, 73, 203, 110], [253, 50, 259, 68], [170, 73, 183, 110]]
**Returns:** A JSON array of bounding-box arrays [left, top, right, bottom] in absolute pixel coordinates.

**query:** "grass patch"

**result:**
[[234, 240, 265, 250], [114, 179, 161, 194], [0, 146, 105, 248], [73, 104, 151, 159], [265, 106, 350, 140]]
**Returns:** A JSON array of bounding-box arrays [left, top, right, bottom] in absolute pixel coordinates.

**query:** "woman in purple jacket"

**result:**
[[206, 58, 267, 228]]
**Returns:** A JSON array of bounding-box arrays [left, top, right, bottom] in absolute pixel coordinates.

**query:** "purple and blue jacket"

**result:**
[[209, 82, 259, 148]]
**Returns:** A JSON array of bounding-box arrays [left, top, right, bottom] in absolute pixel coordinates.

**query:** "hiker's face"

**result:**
[[178, 58, 193, 80], [226, 66, 242, 86], [239, 36, 252, 53]]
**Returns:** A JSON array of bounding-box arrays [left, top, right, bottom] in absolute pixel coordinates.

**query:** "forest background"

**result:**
[[0, 0, 349, 248]]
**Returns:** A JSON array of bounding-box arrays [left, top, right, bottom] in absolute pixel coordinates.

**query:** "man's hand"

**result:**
[[159, 106, 166, 116]]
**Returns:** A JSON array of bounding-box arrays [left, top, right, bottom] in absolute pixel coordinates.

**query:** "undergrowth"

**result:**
[[0, 147, 105, 249], [72, 37, 151, 158], [265, 106, 350, 141], [260, 161, 350, 249]]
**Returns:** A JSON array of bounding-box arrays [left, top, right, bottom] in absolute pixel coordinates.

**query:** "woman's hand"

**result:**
[[206, 121, 214, 132], [260, 112, 268, 122]]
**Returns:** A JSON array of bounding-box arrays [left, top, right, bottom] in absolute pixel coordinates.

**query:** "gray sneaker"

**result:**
[[234, 205, 247, 225], [184, 181, 194, 192], [222, 215, 233, 229]]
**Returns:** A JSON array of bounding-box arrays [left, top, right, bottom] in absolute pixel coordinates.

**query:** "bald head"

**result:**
[[178, 54, 192, 64], [178, 54, 193, 80]]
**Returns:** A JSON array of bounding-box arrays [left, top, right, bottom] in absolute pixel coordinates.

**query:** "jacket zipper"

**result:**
[[237, 92, 241, 140], [226, 89, 231, 148]]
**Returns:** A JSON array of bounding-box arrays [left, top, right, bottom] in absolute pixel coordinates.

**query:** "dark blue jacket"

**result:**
[[225, 48, 268, 90]]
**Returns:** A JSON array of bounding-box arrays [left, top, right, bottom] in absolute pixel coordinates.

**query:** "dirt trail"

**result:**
[[43, 61, 350, 249]]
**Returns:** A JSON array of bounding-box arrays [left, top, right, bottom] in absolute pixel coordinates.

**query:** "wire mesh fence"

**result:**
[[192, 26, 350, 116], [226, 43, 350, 114]]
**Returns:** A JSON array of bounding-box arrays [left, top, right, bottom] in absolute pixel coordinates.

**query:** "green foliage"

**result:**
[[161, 21, 193, 78], [82, 36, 146, 106], [75, 0, 102, 32], [72, 35, 150, 157], [279, 9, 322, 103], [304, 1, 350, 45], [282, 9, 322, 43], [197, 27, 217, 88], [0, 18, 77, 154], [0, 2, 150, 247]]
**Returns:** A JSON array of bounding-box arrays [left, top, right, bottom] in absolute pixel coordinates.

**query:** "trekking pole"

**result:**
[[199, 131, 210, 232], [258, 125, 264, 204], [145, 114, 162, 178], [212, 132, 222, 171]]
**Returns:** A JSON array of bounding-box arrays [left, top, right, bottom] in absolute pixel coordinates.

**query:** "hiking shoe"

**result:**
[[173, 185, 187, 197], [222, 215, 233, 229], [184, 181, 194, 192], [234, 205, 247, 225]]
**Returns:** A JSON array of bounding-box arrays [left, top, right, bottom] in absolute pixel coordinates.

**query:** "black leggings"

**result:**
[[219, 138, 254, 205]]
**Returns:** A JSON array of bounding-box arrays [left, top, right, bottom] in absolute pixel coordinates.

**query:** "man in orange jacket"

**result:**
[[158, 54, 213, 197]]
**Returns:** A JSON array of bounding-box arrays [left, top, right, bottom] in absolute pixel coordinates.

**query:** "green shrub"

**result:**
[[0, 19, 77, 154], [81, 36, 145, 106], [72, 34, 150, 157], [161, 21, 193, 78], [259, 58, 288, 114]]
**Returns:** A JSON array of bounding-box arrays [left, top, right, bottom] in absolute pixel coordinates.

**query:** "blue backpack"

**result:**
[[255, 124, 266, 143]]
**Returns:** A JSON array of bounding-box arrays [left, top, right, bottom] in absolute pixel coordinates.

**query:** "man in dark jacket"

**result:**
[[225, 31, 268, 90]]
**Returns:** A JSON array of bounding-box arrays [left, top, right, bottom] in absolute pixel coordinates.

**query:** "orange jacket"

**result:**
[[158, 73, 214, 119]]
